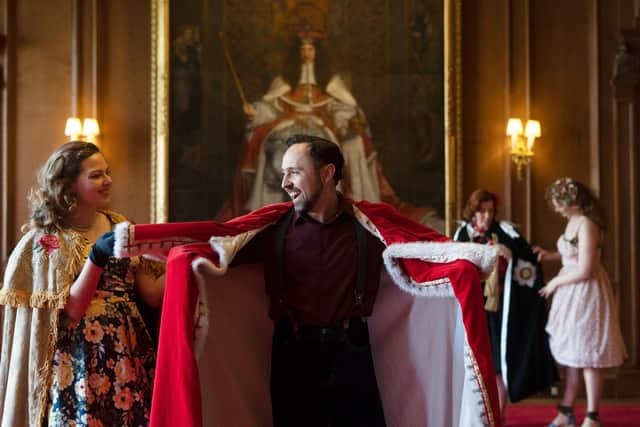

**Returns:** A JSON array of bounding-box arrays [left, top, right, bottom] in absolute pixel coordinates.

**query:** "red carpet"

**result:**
[[505, 403, 640, 426]]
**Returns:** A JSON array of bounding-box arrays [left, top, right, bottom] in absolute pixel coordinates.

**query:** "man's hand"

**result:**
[[89, 231, 115, 268]]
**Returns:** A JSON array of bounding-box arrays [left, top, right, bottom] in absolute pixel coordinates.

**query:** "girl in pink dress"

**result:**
[[534, 177, 626, 427]]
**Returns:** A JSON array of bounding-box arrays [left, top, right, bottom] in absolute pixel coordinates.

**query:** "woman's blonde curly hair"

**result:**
[[27, 141, 101, 232]]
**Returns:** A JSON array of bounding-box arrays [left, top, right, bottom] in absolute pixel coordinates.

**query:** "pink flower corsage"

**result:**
[[38, 234, 60, 255]]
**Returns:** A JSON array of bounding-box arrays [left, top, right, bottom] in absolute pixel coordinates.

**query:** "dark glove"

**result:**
[[89, 231, 115, 268]]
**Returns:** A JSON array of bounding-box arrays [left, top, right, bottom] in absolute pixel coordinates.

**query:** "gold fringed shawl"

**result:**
[[0, 210, 127, 427]]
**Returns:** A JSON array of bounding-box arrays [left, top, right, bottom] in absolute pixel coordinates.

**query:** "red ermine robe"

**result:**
[[115, 200, 501, 427]]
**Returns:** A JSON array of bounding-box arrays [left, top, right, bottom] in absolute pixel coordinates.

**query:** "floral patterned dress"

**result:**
[[48, 253, 156, 426]]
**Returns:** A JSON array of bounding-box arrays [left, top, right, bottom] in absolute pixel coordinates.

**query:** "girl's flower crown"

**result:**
[[548, 177, 578, 205]]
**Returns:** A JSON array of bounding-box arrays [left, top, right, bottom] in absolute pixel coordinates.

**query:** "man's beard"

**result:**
[[292, 183, 322, 213]]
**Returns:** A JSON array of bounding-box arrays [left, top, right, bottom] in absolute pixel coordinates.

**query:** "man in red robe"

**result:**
[[115, 135, 501, 426]]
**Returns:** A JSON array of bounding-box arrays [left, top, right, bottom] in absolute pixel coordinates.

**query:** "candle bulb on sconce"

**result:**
[[82, 118, 100, 142], [506, 118, 523, 153], [64, 117, 82, 140], [524, 120, 541, 152], [506, 118, 541, 180], [64, 117, 101, 142]]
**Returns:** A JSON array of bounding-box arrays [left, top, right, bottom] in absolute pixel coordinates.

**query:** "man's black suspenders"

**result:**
[[274, 207, 295, 310], [354, 219, 368, 312]]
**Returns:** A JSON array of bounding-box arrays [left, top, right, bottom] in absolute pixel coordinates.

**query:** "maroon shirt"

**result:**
[[234, 201, 385, 326]]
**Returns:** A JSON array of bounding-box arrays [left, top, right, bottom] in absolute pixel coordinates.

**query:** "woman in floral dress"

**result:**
[[535, 178, 626, 427], [48, 214, 162, 426], [0, 142, 164, 426]]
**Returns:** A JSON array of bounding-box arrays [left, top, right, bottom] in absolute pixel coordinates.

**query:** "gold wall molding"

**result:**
[[1, 0, 16, 266], [444, 0, 463, 235], [150, 0, 169, 223]]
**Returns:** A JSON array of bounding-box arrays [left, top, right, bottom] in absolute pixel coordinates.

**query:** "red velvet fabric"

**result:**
[[151, 243, 214, 427], [131, 203, 293, 244]]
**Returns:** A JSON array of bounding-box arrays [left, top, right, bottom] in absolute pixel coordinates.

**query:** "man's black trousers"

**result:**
[[270, 319, 386, 427]]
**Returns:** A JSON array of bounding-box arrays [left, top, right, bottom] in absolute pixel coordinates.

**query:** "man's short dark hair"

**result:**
[[285, 134, 344, 183]]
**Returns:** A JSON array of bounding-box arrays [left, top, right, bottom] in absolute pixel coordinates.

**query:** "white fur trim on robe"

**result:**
[[383, 241, 497, 297]]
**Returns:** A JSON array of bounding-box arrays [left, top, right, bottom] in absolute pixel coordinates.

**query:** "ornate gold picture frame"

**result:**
[[151, 0, 462, 235]]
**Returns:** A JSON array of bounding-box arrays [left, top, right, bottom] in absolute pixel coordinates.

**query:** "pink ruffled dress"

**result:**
[[546, 230, 627, 368]]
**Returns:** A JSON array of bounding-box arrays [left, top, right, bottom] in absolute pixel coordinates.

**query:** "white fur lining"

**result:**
[[113, 221, 197, 261], [389, 241, 497, 275], [113, 222, 131, 258], [382, 241, 498, 298], [351, 206, 499, 298]]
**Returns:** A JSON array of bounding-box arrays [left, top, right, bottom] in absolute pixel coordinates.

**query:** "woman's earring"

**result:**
[[65, 194, 77, 212]]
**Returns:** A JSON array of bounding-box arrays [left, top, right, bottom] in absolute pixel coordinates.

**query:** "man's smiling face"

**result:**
[[281, 143, 323, 213]]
